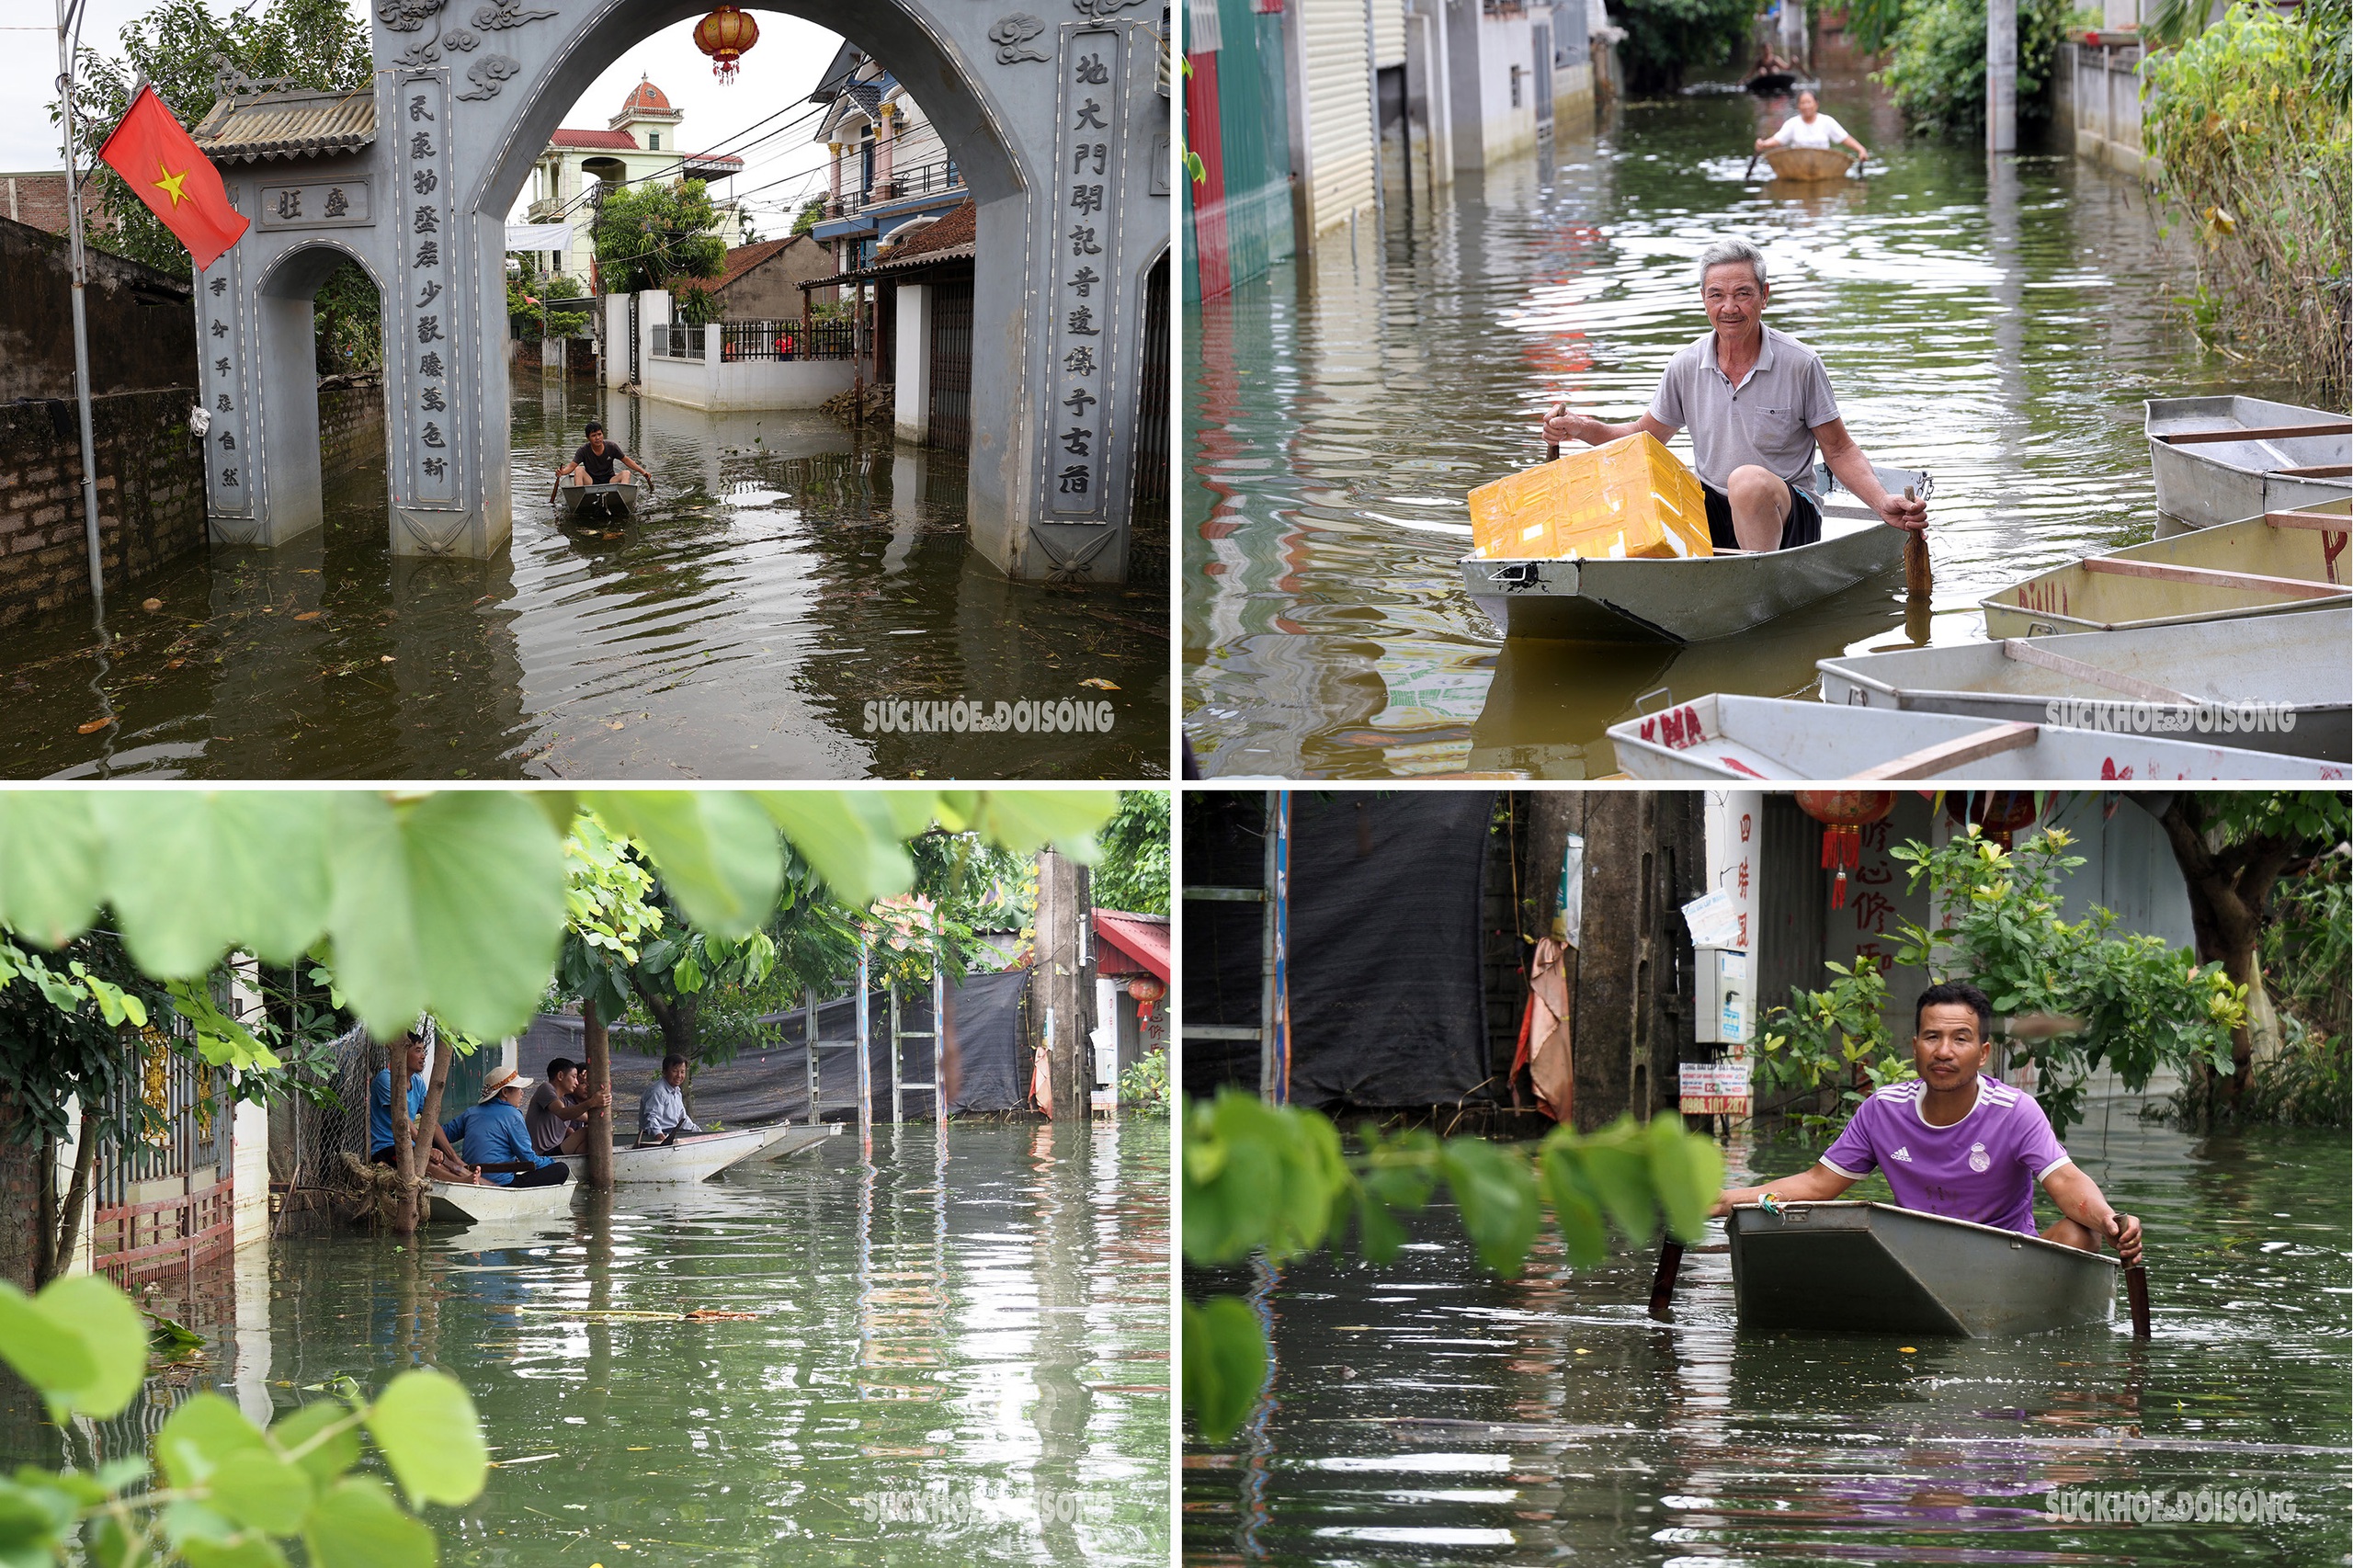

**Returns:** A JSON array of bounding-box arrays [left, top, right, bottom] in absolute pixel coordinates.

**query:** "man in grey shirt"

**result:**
[[1541, 237, 1927, 551], [638, 1053, 704, 1146]]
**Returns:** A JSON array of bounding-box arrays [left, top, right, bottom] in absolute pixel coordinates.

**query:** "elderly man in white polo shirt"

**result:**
[[1540, 238, 1927, 551]]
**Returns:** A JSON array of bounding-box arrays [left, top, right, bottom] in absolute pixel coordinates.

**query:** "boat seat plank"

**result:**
[[2000, 638, 2196, 704], [1851, 721, 2039, 781], [2156, 421, 2352, 446], [2266, 510, 2353, 531], [2272, 465, 2352, 480], [2080, 556, 2349, 598]]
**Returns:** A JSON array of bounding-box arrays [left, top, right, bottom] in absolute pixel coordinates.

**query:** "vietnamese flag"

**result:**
[[97, 85, 248, 270]]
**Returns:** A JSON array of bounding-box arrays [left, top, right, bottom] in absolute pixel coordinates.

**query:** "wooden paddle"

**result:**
[[2125, 1258, 2151, 1338], [1648, 1238, 1685, 1317], [1547, 401, 1564, 462], [1903, 483, 1931, 599], [1743, 150, 1760, 182]]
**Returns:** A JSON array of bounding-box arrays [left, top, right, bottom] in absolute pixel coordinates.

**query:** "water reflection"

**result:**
[[1, 380, 1165, 778], [1181, 1104, 2350, 1564], [1183, 51, 2300, 779]]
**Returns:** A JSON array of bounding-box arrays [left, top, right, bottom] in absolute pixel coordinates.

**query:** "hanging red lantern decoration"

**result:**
[[1795, 790, 1895, 911], [1944, 790, 2041, 849], [1127, 974, 1165, 1022], [693, 6, 758, 83]]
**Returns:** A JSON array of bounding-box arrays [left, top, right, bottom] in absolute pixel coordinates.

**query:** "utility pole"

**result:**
[[1036, 848, 1097, 1119], [55, 0, 106, 618], [1987, 0, 2018, 153]]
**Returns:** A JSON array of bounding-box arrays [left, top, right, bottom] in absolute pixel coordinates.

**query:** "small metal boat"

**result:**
[[608, 1125, 785, 1183], [2145, 395, 2350, 527], [1816, 606, 2352, 763], [1461, 460, 1919, 642], [1728, 1201, 2118, 1337], [756, 1122, 840, 1161], [1606, 692, 2348, 781], [1980, 501, 2351, 637], [1763, 146, 1853, 181], [559, 481, 641, 520], [426, 1176, 577, 1225]]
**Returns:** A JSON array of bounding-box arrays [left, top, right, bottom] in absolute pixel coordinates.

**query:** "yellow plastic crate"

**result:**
[[1469, 432, 1712, 561]]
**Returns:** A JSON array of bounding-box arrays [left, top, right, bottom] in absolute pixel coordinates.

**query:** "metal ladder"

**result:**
[[1179, 790, 1290, 1105]]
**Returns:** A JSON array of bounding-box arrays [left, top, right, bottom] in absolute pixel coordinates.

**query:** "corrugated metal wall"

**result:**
[[1185, 0, 1299, 303], [1371, 0, 1407, 69], [1301, 0, 1378, 234]]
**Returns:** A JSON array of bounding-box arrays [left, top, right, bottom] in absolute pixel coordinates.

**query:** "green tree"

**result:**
[[1088, 790, 1169, 915], [2143, 791, 2352, 1111], [593, 178, 727, 295], [791, 197, 827, 236], [1607, 0, 1757, 94], [1880, 0, 2072, 139]]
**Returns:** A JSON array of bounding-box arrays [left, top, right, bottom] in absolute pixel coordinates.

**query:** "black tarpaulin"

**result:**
[[944, 966, 1030, 1114], [1185, 791, 1494, 1111]]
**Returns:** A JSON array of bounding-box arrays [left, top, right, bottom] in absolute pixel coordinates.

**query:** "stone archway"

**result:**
[[191, 1, 1168, 582], [234, 240, 386, 545]]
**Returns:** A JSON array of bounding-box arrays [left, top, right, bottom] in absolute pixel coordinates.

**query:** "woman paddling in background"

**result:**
[[1756, 90, 1870, 165]]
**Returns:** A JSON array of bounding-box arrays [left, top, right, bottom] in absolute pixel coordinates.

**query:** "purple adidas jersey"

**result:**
[[1817, 1074, 2071, 1235]]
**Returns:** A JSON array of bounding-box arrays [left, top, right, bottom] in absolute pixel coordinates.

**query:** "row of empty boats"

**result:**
[[1464, 394, 2350, 781], [424, 1122, 839, 1224]]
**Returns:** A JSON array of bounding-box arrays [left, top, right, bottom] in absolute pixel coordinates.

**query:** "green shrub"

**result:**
[[1608, 0, 1757, 94], [1119, 1047, 1169, 1110], [1756, 956, 1915, 1138], [2142, 2, 2352, 400], [1880, 0, 2073, 139]]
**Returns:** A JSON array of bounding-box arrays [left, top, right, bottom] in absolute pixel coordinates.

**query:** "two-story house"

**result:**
[[517, 75, 745, 288]]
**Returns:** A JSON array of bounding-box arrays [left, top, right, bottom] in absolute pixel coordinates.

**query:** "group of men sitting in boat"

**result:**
[[1540, 235, 1928, 554], [1713, 980, 2145, 1265], [368, 1036, 710, 1188]]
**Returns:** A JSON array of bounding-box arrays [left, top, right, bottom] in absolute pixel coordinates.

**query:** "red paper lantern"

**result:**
[[1945, 790, 2040, 849], [1795, 790, 1895, 911], [1127, 974, 1165, 1021], [694, 6, 758, 82]]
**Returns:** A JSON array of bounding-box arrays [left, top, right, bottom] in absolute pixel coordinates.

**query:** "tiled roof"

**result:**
[[667, 234, 807, 294], [188, 86, 374, 165], [680, 151, 744, 171], [549, 128, 638, 150], [614, 77, 679, 119], [877, 199, 974, 265]]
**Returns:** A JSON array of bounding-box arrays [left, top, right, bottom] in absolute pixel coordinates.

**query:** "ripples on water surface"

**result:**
[[1182, 1105, 2350, 1565], [1182, 60, 2307, 778], [18, 1122, 1168, 1566], [1, 383, 1166, 779]]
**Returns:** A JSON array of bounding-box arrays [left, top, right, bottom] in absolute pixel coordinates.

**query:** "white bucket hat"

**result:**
[[480, 1066, 537, 1103]]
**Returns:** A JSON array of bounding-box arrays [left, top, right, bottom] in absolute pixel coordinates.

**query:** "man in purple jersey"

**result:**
[[1711, 979, 2143, 1264]]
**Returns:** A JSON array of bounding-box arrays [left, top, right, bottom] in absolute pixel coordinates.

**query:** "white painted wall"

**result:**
[[1446, 6, 1540, 170], [894, 281, 932, 442]]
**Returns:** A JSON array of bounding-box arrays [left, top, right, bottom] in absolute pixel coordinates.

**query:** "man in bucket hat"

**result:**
[[443, 1067, 571, 1187]]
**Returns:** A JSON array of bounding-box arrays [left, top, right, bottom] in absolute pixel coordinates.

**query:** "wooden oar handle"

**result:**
[[1546, 401, 1564, 462], [2125, 1261, 2150, 1338], [1902, 483, 1932, 598], [1648, 1239, 1685, 1317]]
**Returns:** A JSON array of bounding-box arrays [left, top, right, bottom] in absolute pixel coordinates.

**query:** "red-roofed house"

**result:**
[[1091, 909, 1168, 1105], [516, 74, 746, 286]]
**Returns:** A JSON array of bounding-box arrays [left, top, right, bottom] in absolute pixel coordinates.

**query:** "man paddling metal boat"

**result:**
[[1541, 238, 1927, 555], [1710, 980, 2143, 1265]]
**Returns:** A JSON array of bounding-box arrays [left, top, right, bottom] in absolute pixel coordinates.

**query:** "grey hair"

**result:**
[[1698, 238, 1768, 291]]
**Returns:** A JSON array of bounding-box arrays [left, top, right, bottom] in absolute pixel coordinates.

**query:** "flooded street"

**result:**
[[1181, 53, 2304, 779], [3, 381, 1166, 779], [34, 1120, 1168, 1565], [1181, 1102, 2350, 1564]]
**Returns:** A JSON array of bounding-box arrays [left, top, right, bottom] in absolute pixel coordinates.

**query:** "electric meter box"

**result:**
[[1694, 946, 1749, 1047]]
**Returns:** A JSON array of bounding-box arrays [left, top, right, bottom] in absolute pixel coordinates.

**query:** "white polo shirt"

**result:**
[[1772, 112, 1849, 150], [1648, 324, 1842, 491]]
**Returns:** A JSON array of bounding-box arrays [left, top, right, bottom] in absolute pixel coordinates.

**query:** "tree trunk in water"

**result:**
[[631, 983, 699, 1117], [48, 1102, 98, 1287], [32, 1133, 55, 1290], [411, 1028, 457, 1232], [583, 1001, 616, 1189], [386, 1038, 417, 1235], [2153, 796, 2297, 1116]]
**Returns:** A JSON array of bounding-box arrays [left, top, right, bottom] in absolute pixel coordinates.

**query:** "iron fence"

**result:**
[[715, 319, 858, 361]]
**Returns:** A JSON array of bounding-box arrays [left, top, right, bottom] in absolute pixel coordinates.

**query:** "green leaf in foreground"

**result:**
[[367, 1369, 488, 1507], [268, 1401, 363, 1488], [302, 1478, 437, 1568], [1182, 1297, 1268, 1447], [155, 1393, 268, 1490]]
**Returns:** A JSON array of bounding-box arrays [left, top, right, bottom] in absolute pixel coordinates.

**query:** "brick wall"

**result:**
[[0, 391, 207, 631], [318, 375, 384, 476], [0, 173, 107, 238], [1, 214, 196, 404]]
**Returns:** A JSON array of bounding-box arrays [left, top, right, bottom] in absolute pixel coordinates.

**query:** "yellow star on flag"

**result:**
[[153, 161, 189, 208]]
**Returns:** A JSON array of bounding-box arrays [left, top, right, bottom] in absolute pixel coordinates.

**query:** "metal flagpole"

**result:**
[[55, 0, 106, 617]]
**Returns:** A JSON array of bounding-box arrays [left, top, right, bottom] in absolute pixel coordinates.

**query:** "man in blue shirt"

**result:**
[[369, 1032, 480, 1183], [443, 1068, 571, 1187]]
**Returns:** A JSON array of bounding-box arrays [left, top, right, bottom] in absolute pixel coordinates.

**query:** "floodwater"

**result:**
[[1181, 1097, 2351, 1564], [1, 380, 1166, 779], [1182, 53, 2308, 779], [26, 1120, 1170, 1565]]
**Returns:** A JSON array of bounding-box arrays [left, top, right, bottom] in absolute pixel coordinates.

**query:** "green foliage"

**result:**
[[1090, 790, 1170, 916], [0, 930, 171, 1146], [1844, 0, 1910, 55], [1881, 0, 2072, 139], [2143, 3, 2350, 398], [65, 0, 369, 279], [1756, 956, 1915, 1137], [1182, 1089, 1723, 1442], [672, 285, 722, 327], [791, 198, 827, 237], [593, 180, 726, 296], [1890, 827, 2245, 1136], [0, 1274, 480, 1567], [1606, 0, 1757, 93], [312, 265, 381, 376], [1118, 1048, 1169, 1110], [0, 791, 1120, 1045], [504, 277, 587, 341]]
